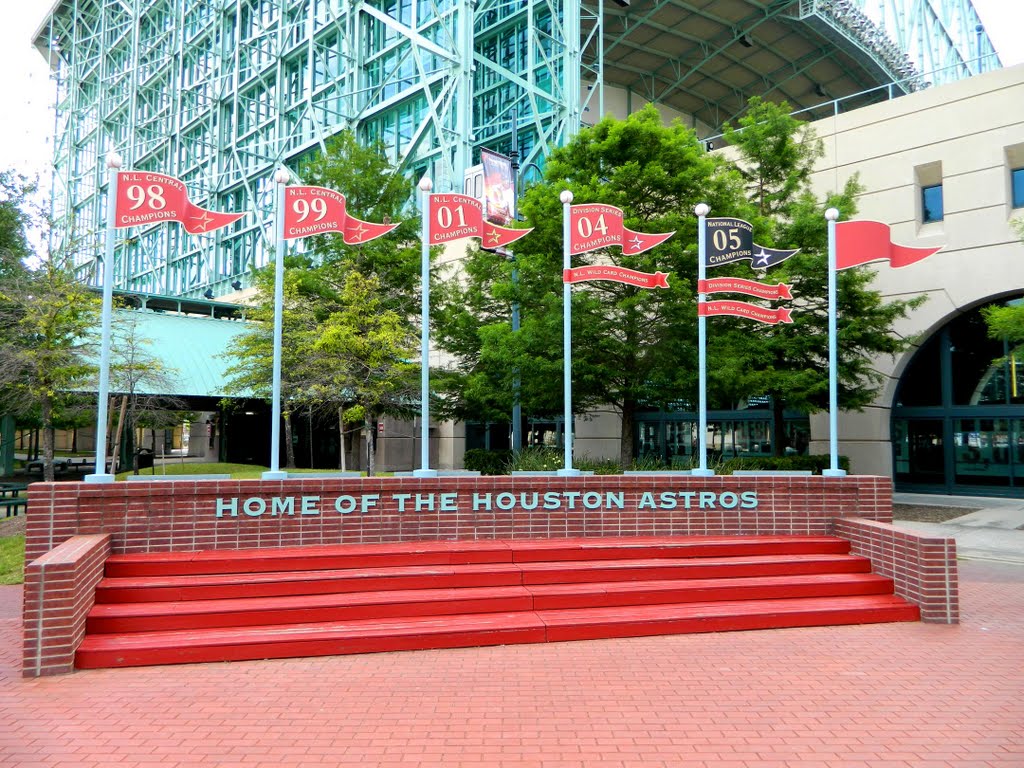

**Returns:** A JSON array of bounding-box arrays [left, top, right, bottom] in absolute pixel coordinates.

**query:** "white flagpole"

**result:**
[[557, 190, 580, 476], [414, 177, 437, 477], [85, 152, 123, 484], [262, 168, 291, 480], [823, 207, 846, 477], [693, 203, 714, 477]]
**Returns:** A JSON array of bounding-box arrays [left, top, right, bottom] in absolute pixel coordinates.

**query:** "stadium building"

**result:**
[[26, 0, 1024, 495]]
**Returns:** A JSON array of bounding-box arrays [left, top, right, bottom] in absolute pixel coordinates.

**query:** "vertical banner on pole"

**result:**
[[693, 203, 714, 476], [84, 153, 123, 483], [262, 169, 291, 480], [558, 191, 579, 476]]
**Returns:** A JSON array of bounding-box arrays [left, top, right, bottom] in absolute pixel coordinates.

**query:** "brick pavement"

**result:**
[[2, 560, 1022, 768]]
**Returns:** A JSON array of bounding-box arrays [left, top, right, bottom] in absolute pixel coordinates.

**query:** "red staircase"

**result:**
[[76, 536, 919, 669]]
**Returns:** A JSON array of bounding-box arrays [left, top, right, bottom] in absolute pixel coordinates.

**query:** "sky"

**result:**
[[1, 1, 1022, 183]]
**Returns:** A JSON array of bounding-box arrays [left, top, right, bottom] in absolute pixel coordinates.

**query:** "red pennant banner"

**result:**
[[428, 193, 530, 249], [282, 186, 398, 243], [564, 266, 669, 289], [699, 300, 793, 325], [698, 277, 792, 300], [835, 220, 942, 270], [569, 203, 674, 256], [115, 172, 244, 234]]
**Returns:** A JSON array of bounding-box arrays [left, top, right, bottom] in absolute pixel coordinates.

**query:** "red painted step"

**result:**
[[77, 536, 921, 670], [87, 573, 897, 634], [75, 595, 919, 670], [102, 535, 851, 577]]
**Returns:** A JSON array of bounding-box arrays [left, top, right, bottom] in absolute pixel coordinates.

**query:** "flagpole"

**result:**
[[823, 207, 846, 477], [414, 177, 437, 477], [557, 190, 580, 477], [693, 203, 714, 477], [85, 152, 122, 484], [263, 168, 290, 480]]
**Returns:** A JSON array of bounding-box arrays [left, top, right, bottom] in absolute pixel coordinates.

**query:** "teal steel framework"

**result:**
[[33, 0, 997, 298]]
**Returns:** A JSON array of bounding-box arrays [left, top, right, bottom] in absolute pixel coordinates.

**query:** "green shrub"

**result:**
[[718, 454, 850, 474], [463, 448, 512, 475], [574, 454, 623, 475], [508, 447, 565, 472]]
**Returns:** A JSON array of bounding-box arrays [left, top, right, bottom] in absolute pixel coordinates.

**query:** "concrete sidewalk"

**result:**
[[893, 493, 1024, 565]]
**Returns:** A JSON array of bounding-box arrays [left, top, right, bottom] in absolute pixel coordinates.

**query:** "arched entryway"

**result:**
[[892, 299, 1024, 496]]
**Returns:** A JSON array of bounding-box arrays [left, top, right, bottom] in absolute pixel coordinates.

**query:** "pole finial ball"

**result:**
[[560, 190, 574, 205], [825, 207, 840, 221], [106, 152, 122, 169], [694, 203, 710, 217], [419, 176, 433, 192], [274, 168, 290, 184]]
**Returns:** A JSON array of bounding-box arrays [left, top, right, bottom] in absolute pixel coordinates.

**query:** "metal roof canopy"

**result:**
[[94, 309, 251, 399], [593, 0, 991, 132]]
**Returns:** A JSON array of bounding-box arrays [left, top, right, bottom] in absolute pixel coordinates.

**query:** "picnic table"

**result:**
[[0, 483, 28, 517]]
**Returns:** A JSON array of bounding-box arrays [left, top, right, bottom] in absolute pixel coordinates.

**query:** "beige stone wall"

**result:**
[[807, 63, 1024, 474]]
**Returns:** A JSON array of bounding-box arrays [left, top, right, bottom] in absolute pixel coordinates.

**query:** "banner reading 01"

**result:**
[[115, 172, 244, 234], [428, 193, 531, 249], [283, 186, 398, 243]]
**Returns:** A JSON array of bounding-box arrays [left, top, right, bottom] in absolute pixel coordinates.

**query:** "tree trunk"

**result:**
[[41, 395, 55, 483], [772, 397, 787, 457], [366, 418, 376, 477], [110, 395, 128, 474], [619, 401, 636, 469], [283, 409, 296, 469], [338, 406, 347, 472]]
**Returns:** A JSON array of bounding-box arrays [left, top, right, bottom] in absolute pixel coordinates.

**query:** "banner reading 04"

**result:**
[[283, 186, 398, 243], [569, 204, 674, 256], [115, 172, 244, 234], [428, 193, 531, 249]]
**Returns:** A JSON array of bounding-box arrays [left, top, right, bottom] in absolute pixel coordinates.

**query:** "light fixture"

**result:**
[[813, 83, 828, 98], [611, 0, 629, 7], [203, 288, 214, 300], [739, 34, 753, 48], [231, 280, 243, 290]]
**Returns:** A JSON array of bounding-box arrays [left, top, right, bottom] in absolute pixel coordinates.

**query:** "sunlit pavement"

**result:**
[[2, 558, 1022, 768]]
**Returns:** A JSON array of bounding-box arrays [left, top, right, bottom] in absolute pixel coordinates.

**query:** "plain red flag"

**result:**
[[835, 220, 942, 270]]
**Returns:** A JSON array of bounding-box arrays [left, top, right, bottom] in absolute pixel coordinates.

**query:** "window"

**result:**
[[922, 184, 943, 222], [1012, 168, 1024, 208]]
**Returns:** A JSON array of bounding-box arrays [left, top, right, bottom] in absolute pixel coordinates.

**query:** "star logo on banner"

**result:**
[[754, 248, 771, 267], [485, 227, 501, 246], [349, 223, 368, 242], [627, 235, 644, 252], [189, 211, 214, 232]]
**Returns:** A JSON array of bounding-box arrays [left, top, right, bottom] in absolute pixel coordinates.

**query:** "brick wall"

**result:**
[[25, 475, 893, 560], [22, 534, 111, 677], [832, 517, 958, 624]]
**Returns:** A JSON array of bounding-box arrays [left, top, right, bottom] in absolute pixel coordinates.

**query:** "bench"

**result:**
[[0, 497, 27, 517], [26, 457, 92, 474]]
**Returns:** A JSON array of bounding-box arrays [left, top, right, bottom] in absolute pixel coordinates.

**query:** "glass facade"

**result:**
[[893, 299, 1024, 494], [1013, 167, 1024, 208]]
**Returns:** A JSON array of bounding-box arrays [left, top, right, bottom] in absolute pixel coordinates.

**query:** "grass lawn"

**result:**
[[0, 535, 24, 585], [115, 462, 370, 480]]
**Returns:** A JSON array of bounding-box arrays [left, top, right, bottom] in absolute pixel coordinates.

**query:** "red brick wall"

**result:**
[[832, 517, 958, 624], [25, 475, 893, 560], [22, 534, 111, 677]]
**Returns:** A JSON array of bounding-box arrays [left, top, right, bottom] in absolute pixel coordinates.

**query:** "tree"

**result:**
[[223, 134, 421, 470], [434, 105, 748, 465], [709, 97, 925, 454], [0, 250, 99, 481], [300, 131, 422, 316], [980, 217, 1024, 341], [312, 271, 419, 475]]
